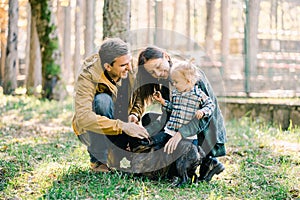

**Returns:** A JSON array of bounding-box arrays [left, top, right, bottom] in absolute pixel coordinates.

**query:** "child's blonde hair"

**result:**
[[170, 60, 200, 85]]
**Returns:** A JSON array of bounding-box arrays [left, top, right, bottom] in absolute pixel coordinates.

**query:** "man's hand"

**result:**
[[128, 114, 139, 124], [122, 122, 149, 139], [164, 132, 182, 154]]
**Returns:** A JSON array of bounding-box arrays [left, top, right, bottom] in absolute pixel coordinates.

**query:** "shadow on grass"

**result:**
[[42, 167, 160, 199]]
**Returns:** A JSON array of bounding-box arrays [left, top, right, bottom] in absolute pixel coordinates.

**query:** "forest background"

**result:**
[[1, 0, 300, 99]]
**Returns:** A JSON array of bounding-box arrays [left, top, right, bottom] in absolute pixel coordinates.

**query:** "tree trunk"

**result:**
[[3, 0, 18, 95], [154, 0, 163, 45], [248, 0, 260, 76], [147, 0, 151, 44], [0, 25, 6, 87], [270, 0, 278, 32], [26, 15, 42, 96], [221, 0, 231, 76], [74, 0, 83, 81], [244, 0, 261, 95], [103, 0, 131, 41], [24, 2, 31, 88], [84, 0, 95, 56], [171, 1, 177, 48], [63, 1, 72, 83], [186, 0, 191, 50], [205, 0, 216, 57], [29, 0, 62, 99]]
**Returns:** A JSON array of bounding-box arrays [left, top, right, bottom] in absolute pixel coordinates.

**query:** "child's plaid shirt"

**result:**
[[163, 84, 215, 133]]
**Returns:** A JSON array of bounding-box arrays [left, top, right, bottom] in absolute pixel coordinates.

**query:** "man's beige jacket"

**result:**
[[72, 53, 143, 136]]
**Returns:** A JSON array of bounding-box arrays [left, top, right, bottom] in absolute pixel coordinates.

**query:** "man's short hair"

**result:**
[[98, 38, 130, 69]]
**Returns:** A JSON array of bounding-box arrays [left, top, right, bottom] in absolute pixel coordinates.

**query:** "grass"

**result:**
[[0, 94, 299, 199]]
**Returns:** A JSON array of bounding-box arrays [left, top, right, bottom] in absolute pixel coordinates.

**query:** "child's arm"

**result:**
[[153, 91, 165, 105], [153, 91, 174, 113], [198, 90, 215, 118]]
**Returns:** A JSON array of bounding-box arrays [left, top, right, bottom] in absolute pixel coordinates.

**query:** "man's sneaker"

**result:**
[[198, 157, 225, 182], [90, 161, 111, 173]]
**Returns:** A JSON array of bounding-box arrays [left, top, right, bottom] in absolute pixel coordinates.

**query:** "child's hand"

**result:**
[[195, 110, 204, 119], [153, 91, 164, 104]]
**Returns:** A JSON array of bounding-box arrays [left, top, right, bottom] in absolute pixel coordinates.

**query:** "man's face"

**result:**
[[107, 54, 132, 81]]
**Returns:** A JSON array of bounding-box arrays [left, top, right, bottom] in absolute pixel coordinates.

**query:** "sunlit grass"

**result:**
[[0, 95, 299, 199]]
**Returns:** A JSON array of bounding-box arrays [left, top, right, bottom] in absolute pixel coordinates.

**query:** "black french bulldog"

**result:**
[[132, 137, 205, 187]]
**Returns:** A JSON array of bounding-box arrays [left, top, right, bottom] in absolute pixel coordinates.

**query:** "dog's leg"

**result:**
[[175, 143, 203, 186], [175, 153, 189, 187]]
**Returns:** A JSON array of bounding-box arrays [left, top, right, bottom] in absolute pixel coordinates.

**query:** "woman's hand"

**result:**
[[164, 132, 182, 154], [195, 110, 204, 119], [153, 91, 165, 105]]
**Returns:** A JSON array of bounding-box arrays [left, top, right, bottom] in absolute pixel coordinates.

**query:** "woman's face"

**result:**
[[143, 58, 170, 79]]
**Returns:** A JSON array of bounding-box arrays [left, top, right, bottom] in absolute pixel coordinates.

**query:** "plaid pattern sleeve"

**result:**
[[163, 100, 173, 113], [164, 85, 215, 132], [196, 86, 215, 117]]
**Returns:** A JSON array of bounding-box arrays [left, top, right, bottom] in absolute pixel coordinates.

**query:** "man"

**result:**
[[72, 38, 149, 172]]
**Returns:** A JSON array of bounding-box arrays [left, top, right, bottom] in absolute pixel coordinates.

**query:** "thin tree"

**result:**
[[171, 0, 177, 49], [84, 0, 95, 56], [3, 0, 18, 94], [221, 0, 231, 76], [244, 0, 261, 94], [29, 0, 62, 99], [103, 0, 131, 41], [63, 0, 72, 83], [247, 1, 260, 75], [146, 0, 151, 44], [26, 10, 42, 96], [74, 0, 83, 81], [154, 0, 163, 45], [186, 0, 191, 50], [0, 6, 7, 86], [205, 0, 216, 57]]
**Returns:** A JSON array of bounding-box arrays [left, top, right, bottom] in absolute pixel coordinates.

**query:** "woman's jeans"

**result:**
[[78, 93, 129, 164]]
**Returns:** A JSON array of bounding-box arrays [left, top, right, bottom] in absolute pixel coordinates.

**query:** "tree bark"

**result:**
[[171, 1, 177, 49], [205, 0, 216, 57], [147, 0, 151, 44], [103, 0, 131, 41], [26, 15, 42, 96], [29, 0, 62, 99], [221, 0, 231, 76], [84, 0, 95, 56], [63, 1, 72, 83], [154, 0, 163, 45], [0, 25, 6, 86], [4, 0, 18, 94], [186, 0, 191, 50], [248, 0, 260, 76], [74, 0, 83, 81]]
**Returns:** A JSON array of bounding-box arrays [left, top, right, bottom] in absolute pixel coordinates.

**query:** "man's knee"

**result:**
[[93, 93, 114, 118]]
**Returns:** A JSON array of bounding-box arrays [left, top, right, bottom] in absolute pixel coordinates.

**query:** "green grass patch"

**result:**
[[0, 94, 299, 199]]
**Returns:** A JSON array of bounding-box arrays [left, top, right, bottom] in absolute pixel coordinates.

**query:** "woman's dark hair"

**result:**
[[135, 46, 172, 106]]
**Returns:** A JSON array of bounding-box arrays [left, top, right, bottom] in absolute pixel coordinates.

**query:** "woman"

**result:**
[[129, 46, 227, 182]]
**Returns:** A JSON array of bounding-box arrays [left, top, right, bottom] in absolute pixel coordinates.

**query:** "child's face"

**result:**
[[171, 71, 192, 92]]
